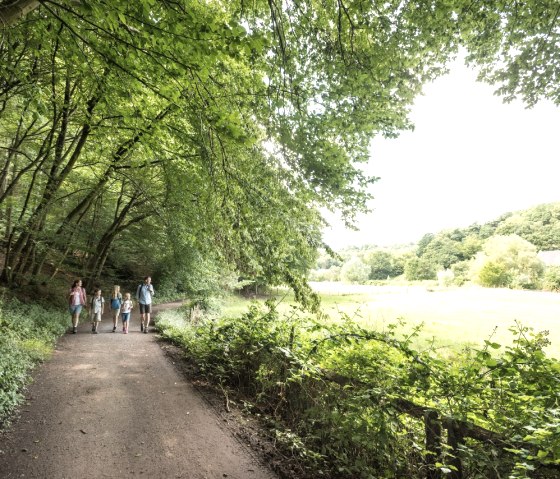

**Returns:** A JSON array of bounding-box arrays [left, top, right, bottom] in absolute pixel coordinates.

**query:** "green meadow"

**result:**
[[222, 282, 560, 357]]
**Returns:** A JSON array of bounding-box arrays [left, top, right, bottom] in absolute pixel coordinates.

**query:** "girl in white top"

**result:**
[[120, 293, 134, 334]]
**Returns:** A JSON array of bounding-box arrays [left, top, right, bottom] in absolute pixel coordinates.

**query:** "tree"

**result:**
[[0, 0, 39, 27], [495, 203, 560, 250], [543, 266, 560, 292], [2, 1, 560, 299], [418, 235, 465, 270], [404, 256, 436, 281], [340, 257, 370, 284], [471, 235, 545, 289], [365, 250, 400, 280]]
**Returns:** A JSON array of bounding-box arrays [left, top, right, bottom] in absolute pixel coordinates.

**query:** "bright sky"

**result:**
[[323, 56, 560, 250]]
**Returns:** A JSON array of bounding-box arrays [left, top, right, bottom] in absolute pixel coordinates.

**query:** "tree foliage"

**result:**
[[0, 0, 455, 295], [315, 203, 559, 289], [340, 256, 370, 283], [1, 1, 560, 298], [471, 235, 545, 289], [364, 250, 404, 280]]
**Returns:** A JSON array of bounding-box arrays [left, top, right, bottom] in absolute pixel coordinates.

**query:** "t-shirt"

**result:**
[[91, 296, 105, 314], [121, 299, 133, 314]]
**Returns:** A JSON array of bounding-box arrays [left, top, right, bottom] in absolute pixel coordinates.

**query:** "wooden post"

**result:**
[[425, 409, 442, 479], [446, 421, 464, 479]]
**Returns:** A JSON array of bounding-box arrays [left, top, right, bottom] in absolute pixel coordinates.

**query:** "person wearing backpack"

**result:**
[[136, 276, 154, 333], [110, 285, 123, 333]]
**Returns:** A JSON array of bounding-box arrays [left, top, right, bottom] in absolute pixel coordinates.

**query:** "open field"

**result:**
[[223, 283, 560, 357], [311, 282, 560, 357]]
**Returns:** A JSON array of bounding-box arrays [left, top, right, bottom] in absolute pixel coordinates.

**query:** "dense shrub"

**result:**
[[471, 235, 544, 289], [542, 266, 560, 291], [157, 304, 560, 478], [0, 298, 67, 426]]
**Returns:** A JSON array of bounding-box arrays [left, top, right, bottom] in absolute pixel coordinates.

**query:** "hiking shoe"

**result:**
[[140, 324, 144, 332], [112, 326, 116, 332], [93, 330, 98, 334], [144, 329, 148, 334], [72, 327, 77, 334]]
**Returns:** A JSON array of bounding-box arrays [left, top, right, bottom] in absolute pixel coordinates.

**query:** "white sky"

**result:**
[[323, 56, 560, 250]]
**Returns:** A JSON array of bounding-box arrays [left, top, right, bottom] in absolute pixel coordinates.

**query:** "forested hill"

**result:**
[[484, 202, 560, 251], [315, 202, 560, 289], [374, 202, 560, 252]]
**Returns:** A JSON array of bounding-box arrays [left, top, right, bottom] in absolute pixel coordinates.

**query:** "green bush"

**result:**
[[157, 303, 560, 478], [0, 298, 67, 426], [543, 266, 560, 291], [478, 261, 511, 287]]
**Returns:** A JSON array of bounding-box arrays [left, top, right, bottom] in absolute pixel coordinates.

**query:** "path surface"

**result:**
[[0, 303, 279, 479]]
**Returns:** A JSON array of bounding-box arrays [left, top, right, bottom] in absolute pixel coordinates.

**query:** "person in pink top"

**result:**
[[68, 279, 87, 334]]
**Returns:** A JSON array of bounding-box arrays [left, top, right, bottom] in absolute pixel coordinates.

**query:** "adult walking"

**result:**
[[68, 279, 87, 334], [136, 276, 155, 333]]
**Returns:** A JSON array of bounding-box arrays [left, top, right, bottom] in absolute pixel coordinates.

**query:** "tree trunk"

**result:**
[[84, 190, 148, 289], [5, 77, 101, 281]]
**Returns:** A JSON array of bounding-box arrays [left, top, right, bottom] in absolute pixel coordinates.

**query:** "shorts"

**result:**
[[91, 311, 102, 322], [121, 312, 130, 322], [139, 303, 151, 314], [69, 305, 82, 315]]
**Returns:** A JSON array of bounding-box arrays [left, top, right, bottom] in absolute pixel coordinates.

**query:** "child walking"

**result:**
[[120, 292, 133, 334], [90, 288, 105, 334], [110, 285, 123, 333]]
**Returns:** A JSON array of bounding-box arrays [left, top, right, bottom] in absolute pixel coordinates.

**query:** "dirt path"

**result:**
[[0, 303, 279, 479]]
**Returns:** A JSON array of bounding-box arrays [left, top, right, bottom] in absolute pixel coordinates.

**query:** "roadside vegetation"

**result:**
[[157, 295, 560, 479], [157, 199, 560, 478], [0, 296, 66, 426]]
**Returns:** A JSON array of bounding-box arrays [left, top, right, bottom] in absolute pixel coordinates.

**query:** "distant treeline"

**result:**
[[313, 202, 560, 290]]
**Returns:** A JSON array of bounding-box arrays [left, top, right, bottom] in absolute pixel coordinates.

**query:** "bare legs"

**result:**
[[143, 312, 151, 333], [112, 310, 119, 332]]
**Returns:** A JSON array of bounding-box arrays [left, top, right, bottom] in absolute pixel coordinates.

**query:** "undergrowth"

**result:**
[[157, 301, 560, 479], [0, 297, 67, 427]]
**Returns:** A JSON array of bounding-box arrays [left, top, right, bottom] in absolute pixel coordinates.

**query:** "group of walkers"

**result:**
[[68, 276, 155, 334]]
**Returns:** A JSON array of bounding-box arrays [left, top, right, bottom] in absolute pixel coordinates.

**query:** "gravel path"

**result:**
[[0, 303, 279, 479]]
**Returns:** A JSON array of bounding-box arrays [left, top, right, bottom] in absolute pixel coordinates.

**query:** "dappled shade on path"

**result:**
[[0, 304, 278, 479]]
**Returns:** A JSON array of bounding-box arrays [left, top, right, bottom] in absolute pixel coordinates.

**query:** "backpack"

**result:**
[[111, 295, 122, 310]]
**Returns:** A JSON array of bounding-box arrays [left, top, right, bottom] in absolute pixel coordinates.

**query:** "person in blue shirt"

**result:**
[[136, 276, 154, 333]]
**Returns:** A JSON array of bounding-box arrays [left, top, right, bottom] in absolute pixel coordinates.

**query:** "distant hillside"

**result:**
[[492, 202, 560, 251], [337, 202, 560, 254], [314, 202, 560, 287]]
